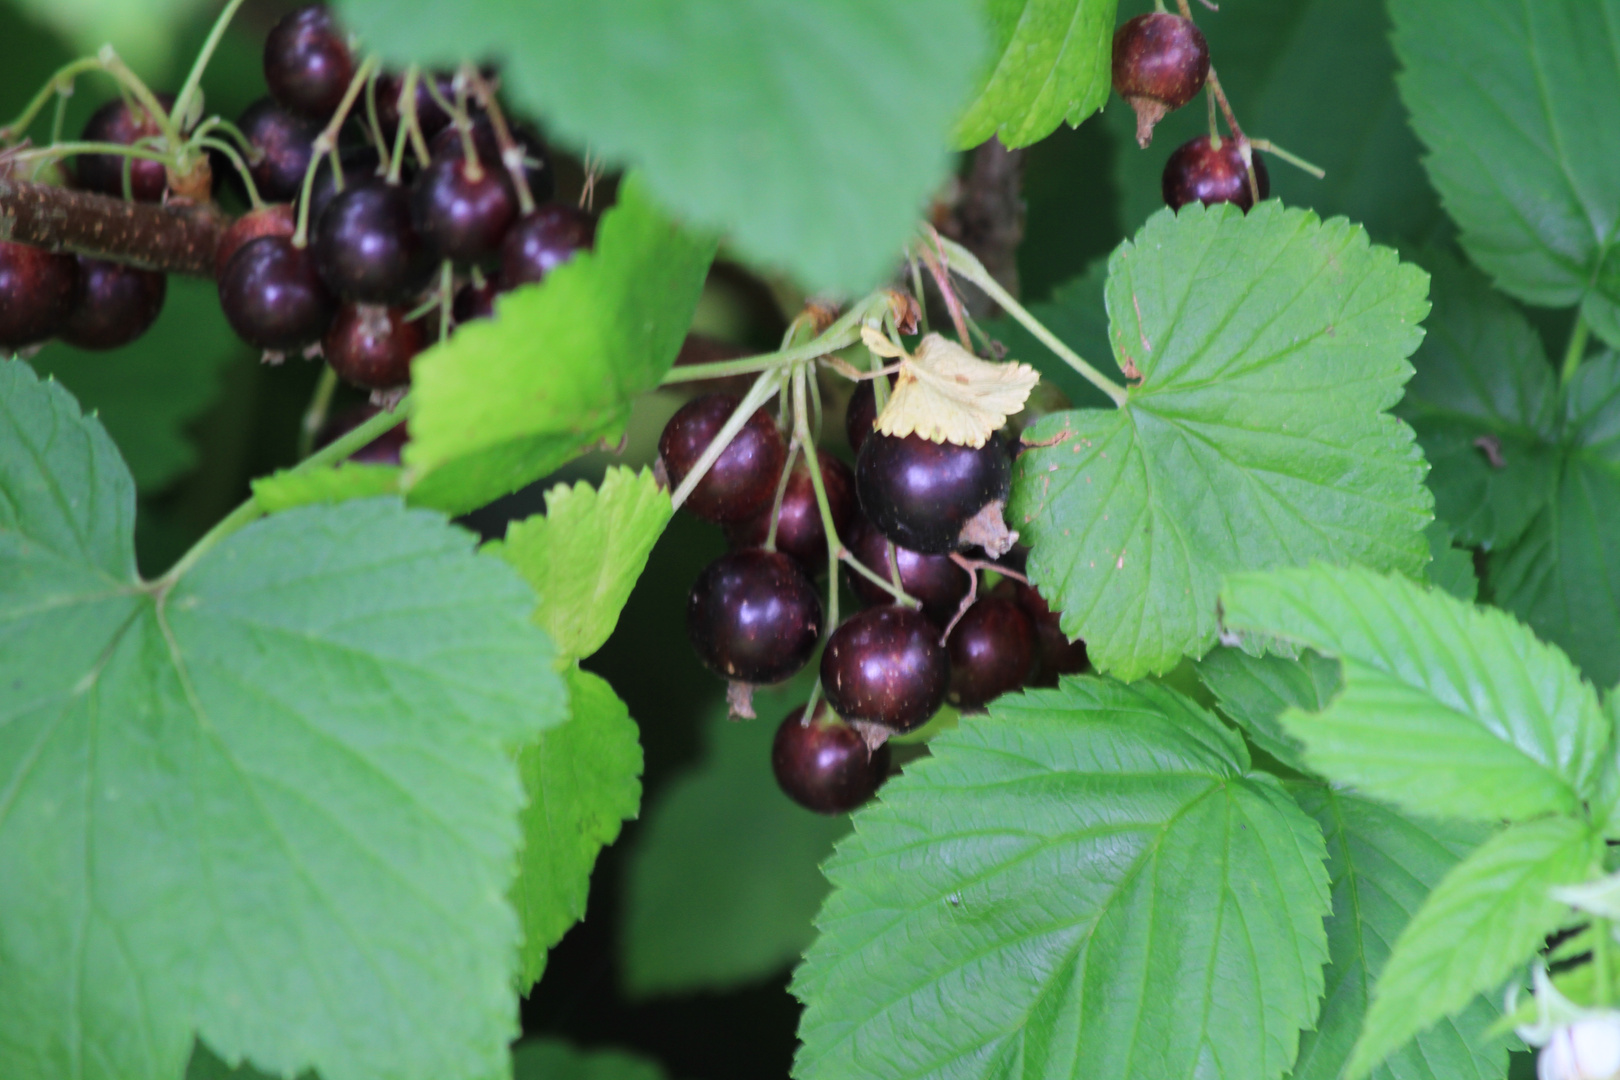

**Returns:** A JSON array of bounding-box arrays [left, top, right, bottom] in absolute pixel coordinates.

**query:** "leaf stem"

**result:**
[[298, 365, 340, 458], [1561, 316, 1590, 386], [171, 0, 250, 132], [1597, 917, 1614, 1006]]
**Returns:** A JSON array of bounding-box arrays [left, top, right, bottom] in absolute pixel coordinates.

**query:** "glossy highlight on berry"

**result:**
[[1112, 13, 1210, 148], [1163, 136, 1270, 212], [820, 605, 950, 733], [686, 549, 823, 685], [856, 431, 1012, 555], [660, 393, 787, 524]]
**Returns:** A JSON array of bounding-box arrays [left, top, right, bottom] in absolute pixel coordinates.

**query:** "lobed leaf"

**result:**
[[1195, 646, 1339, 774]]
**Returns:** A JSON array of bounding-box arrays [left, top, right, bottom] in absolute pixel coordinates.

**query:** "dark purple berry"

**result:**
[[375, 70, 458, 144], [686, 549, 823, 685], [856, 432, 1012, 555], [235, 97, 323, 204], [0, 241, 79, 352], [323, 303, 427, 391], [316, 403, 408, 465], [411, 155, 517, 266], [59, 258, 166, 350], [218, 235, 337, 352], [305, 148, 382, 228], [820, 605, 950, 733], [947, 597, 1036, 709], [214, 203, 298, 277], [844, 374, 895, 455], [847, 516, 969, 628], [264, 5, 355, 120], [1112, 13, 1210, 148], [772, 701, 890, 814], [1163, 136, 1270, 212], [726, 452, 856, 571], [314, 178, 435, 304], [659, 393, 787, 524], [500, 204, 596, 288], [452, 274, 504, 324], [73, 94, 174, 202], [1014, 581, 1089, 685], [429, 115, 554, 205]]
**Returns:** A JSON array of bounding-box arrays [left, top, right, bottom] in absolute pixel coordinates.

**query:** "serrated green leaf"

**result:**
[[622, 677, 847, 997], [1346, 816, 1601, 1080], [251, 462, 402, 512], [792, 677, 1331, 1080], [30, 277, 241, 493], [1012, 204, 1432, 680], [403, 176, 715, 515], [1195, 646, 1339, 774], [984, 257, 1122, 409], [1286, 786, 1506, 1080], [513, 667, 642, 990], [337, 0, 981, 292], [512, 1039, 665, 1080], [487, 467, 671, 662], [1391, 0, 1620, 345], [1220, 564, 1609, 823], [184, 1042, 303, 1080], [0, 359, 567, 1080], [1425, 520, 1479, 602], [954, 0, 1118, 150]]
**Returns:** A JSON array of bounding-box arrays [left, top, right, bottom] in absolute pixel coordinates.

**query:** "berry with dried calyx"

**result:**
[[59, 258, 166, 350], [314, 178, 435, 304], [1163, 135, 1269, 212], [846, 516, 969, 627], [947, 597, 1036, 708], [0, 241, 79, 353], [856, 431, 1013, 556], [323, 303, 427, 391], [820, 605, 950, 734], [660, 393, 787, 524], [501, 204, 596, 288], [1112, 13, 1210, 148], [726, 452, 856, 571], [772, 701, 890, 814], [218, 235, 337, 352], [264, 4, 355, 120], [686, 549, 823, 685]]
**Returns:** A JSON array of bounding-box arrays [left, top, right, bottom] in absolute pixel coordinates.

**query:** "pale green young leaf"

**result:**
[[251, 462, 402, 513], [404, 177, 715, 514], [1391, 0, 1620, 345], [1220, 564, 1609, 823], [954, 0, 1119, 150], [792, 677, 1330, 1080], [486, 467, 671, 662], [1425, 520, 1479, 602], [1346, 816, 1601, 1080], [1012, 204, 1432, 680], [512, 668, 642, 990], [1195, 647, 1340, 774], [0, 360, 566, 1080], [512, 1039, 665, 1080], [337, 0, 981, 292]]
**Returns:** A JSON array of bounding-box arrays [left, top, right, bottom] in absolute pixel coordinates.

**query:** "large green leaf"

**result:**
[[1195, 646, 1339, 774], [1221, 564, 1611, 824], [1286, 786, 1506, 1080], [511, 1039, 665, 1080], [0, 360, 567, 1080], [337, 0, 980, 292], [1012, 203, 1432, 680], [954, 0, 1118, 150], [1391, 0, 1620, 345], [792, 678, 1331, 1080], [1346, 816, 1601, 1080], [403, 176, 715, 515]]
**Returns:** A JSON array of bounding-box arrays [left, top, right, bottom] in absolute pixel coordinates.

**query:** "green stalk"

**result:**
[[0, 56, 105, 141], [171, 0, 251, 132], [669, 370, 784, 511], [1597, 917, 1615, 1007], [1561, 316, 1590, 386], [661, 292, 889, 385]]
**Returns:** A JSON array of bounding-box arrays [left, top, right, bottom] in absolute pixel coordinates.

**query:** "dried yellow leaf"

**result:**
[[867, 331, 1039, 448]]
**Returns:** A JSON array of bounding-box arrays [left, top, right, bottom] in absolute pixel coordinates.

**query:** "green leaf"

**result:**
[[3, 0, 213, 75], [1220, 564, 1610, 823], [1012, 204, 1432, 680], [1391, 0, 1620, 345], [30, 277, 241, 493], [1195, 646, 1340, 774], [486, 467, 671, 662], [0, 359, 567, 1080], [1425, 520, 1479, 602], [337, 0, 981, 292], [953, 0, 1118, 150], [403, 176, 715, 515], [984, 257, 1122, 409], [1286, 786, 1507, 1080], [622, 677, 847, 997], [1488, 354, 1620, 687], [1109, 0, 1442, 245], [512, 667, 642, 990], [511, 1039, 665, 1080], [184, 1042, 302, 1080], [1396, 253, 1561, 551], [792, 677, 1331, 1080], [251, 462, 402, 513], [1346, 816, 1601, 1080]]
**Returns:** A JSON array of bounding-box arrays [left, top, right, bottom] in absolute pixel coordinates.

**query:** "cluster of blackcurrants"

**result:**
[[663, 378, 1087, 817]]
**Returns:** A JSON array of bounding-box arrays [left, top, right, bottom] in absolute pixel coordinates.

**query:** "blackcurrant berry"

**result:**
[[218, 235, 337, 352], [0, 241, 79, 353], [214, 203, 298, 277], [314, 178, 435, 304], [843, 374, 894, 456], [500, 204, 596, 288], [820, 605, 950, 733], [659, 393, 787, 524], [686, 549, 823, 685], [1112, 13, 1210, 148], [725, 451, 856, 571], [856, 431, 1012, 555], [947, 597, 1036, 709], [305, 147, 382, 229], [264, 4, 355, 120], [1014, 581, 1089, 685], [235, 97, 323, 204], [1163, 136, 1270, 212], [323, 303, 427, 391], [73, 94, 174, 202], [375, 70, 458, 144], [411, 155, 517, 267], [772, 701, 890, 814], [429, 116, 554, 205], [316, 403, 408, 464], [452, 273, 504, 324], [58, 258, 166, 350], [847, 516, 969, 627]]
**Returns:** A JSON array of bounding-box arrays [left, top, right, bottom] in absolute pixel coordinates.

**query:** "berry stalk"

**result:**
[[669, 369, 785, 512], [171, 0, 251, 132], [0, 176, 225, 276]]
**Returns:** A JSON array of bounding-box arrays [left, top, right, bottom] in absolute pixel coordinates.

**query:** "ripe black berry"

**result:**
[[214, 203, 298, 276], [323, 303, 427, 391], [686, 549, 823, 685], [856, 432, 1012, 555], [1015, 582, 1089, 685], [1163, 136, 1270, 212], [452, 274, 503, 324], [1112, 13, 1210, 148], [59, 258, 166, 350], [0, 241, 79, 353], [314, 178, 435, 304], [820, 605, 950, 733], [659, 393, 787, 524], [375, 70, 458, 143], [772, 701, 890, 814], [306, 148, 382, 228], [500, 204, 596, 288], [73, 94, 174, 202], [726, 452, 856, 570], [218, 235, 337, 351], [843, 374, 894, 456], [412, 155, 517, 267], [236, 97, 322, 204], [947, 597, 1036, 709], [263, 4, 354, 120], [429, 116, 555, 205], [846, 516, 969, 627]]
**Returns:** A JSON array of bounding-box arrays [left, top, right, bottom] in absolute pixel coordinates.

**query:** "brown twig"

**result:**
[[0, 176, 225, 276]]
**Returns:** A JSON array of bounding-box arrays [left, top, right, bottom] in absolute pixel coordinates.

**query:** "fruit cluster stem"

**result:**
[[792, 366, 841, 631], [0, 176, 225, 275], [661, 292, 891, 385]]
